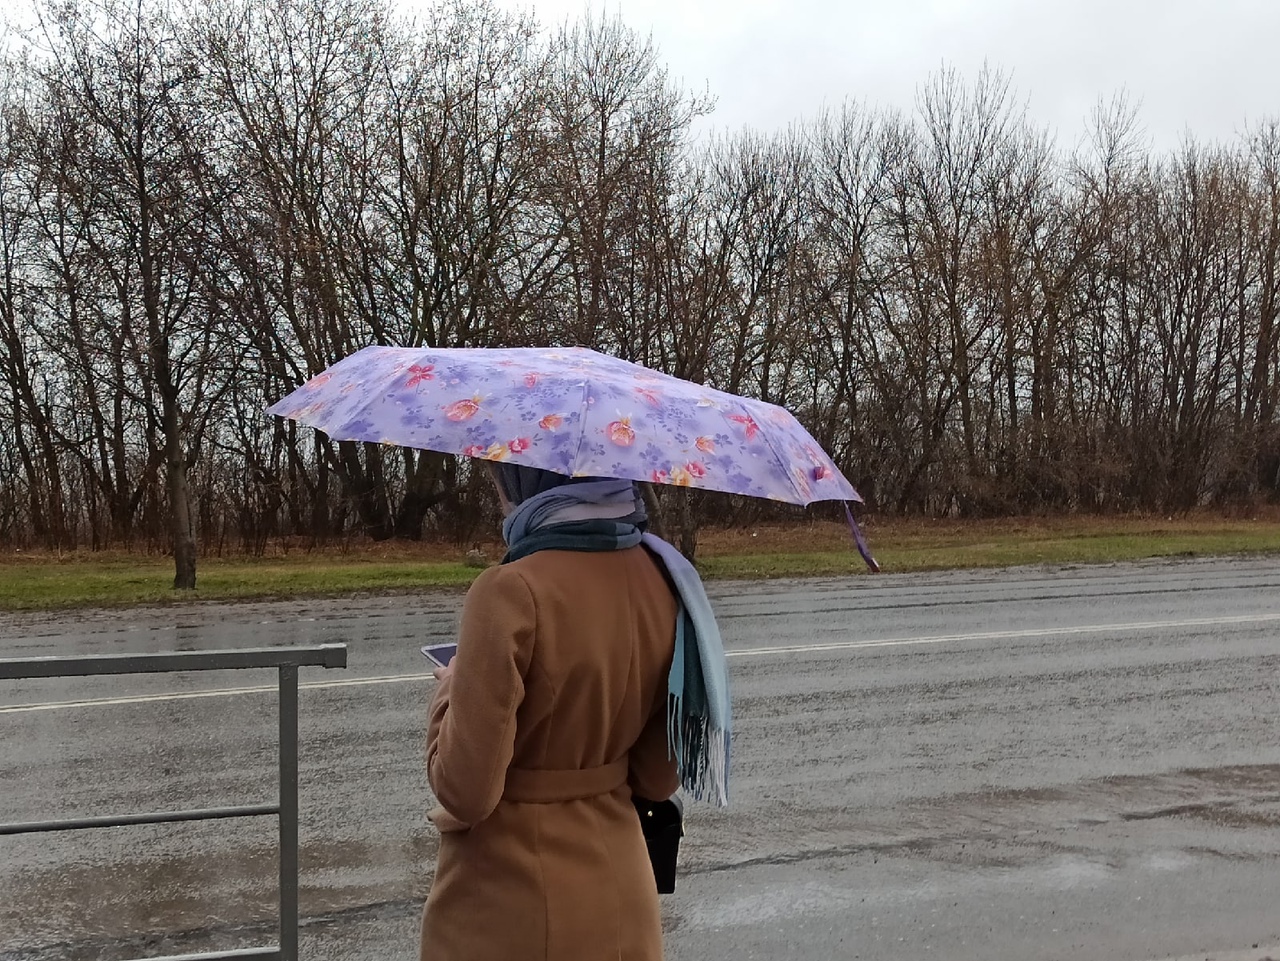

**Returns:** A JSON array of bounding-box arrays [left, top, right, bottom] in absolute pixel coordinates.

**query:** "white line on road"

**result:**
[[0, 672, 437, 715], [722, 611, 1280, 658], [3, 612, 1278, 715]]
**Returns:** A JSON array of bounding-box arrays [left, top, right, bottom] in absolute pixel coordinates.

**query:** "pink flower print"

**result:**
[[463, 444, 488, 458], [813, 463, 832, 482], [606, 416, 636, 447], [404, 364, 435, 388], [635, 387, 662, 408], [670, 465, 693, 487], [695, 436, 716, 454], [728, 413, 761, 441], [444, 396, 482, 421], [306, 372, 332, 389], [524, 372, 540, 388], [484, 442, 511, 461], [650, 469, 669, 484], [509, 437, 531, 454], [685, 461, 707, 479], [539, 414, 564, 431]]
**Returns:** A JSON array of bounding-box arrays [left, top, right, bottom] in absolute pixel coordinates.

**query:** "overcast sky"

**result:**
[[454, 0, 1279, 154], [7, 0, 1273, 154]]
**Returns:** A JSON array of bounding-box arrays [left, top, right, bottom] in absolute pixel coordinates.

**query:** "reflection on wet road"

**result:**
[[2, 556, 1279, 961]]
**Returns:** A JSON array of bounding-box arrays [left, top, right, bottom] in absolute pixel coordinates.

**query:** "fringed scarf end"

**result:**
[[668, 707, 730, 807]]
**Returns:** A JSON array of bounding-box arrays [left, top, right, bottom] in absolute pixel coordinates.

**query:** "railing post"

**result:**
[[278, 664, 300, 961], [0, 644, 346, 961]]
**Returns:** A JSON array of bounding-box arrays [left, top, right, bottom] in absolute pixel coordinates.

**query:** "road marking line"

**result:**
[[723, 611, 1280, 658], [0, 672, 436, 715], [3, 612, 1278, 715]]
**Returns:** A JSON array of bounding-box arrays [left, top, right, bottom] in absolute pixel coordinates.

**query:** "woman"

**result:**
[[420, 464, 730, 961]]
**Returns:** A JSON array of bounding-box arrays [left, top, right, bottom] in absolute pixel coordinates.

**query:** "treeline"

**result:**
[[1, 0, 1278, 575]]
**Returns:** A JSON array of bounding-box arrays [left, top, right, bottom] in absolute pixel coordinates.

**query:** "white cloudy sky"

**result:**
[[6, 0, 1274, 153], [448, 0, 1279, 153]]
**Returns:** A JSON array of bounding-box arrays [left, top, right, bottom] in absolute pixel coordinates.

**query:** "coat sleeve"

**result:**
[[627, 685, 680, 801], [427, 565, 536, 827]]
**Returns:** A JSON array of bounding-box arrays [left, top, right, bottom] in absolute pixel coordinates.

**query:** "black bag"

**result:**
[[632, 794, 684, 894]]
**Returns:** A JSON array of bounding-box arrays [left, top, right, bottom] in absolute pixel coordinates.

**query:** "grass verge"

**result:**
[[0, 554, 478, 612], [2, 511, 1279, 612]]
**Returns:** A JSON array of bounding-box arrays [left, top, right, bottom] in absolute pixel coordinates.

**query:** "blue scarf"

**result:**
[[501, 479, 732, 806]]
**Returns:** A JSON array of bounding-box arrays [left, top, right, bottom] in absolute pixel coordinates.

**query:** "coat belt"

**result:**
[[503, 758, 629, 803]]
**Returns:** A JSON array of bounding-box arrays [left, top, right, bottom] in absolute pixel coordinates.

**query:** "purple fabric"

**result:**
[[844, 502, 881, 573], [268, 345, 866, 508]]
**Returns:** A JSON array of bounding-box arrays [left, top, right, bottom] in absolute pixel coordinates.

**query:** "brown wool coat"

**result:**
[[420, 546, 680, 961]]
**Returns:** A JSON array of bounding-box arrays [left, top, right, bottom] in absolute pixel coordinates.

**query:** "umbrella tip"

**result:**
[[843, 502, 881, 574]]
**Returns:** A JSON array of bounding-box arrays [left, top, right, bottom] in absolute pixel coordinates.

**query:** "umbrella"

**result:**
[[267, 344, 878, 569]]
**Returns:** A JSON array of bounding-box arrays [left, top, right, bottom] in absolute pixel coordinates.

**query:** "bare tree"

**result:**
[[3, 14, 1280, 556], [32, 0, 223, 586], [542, 11, 710, 349]]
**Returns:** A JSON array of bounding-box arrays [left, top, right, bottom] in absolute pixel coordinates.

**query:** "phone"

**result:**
[[419, 644, 458, 668]]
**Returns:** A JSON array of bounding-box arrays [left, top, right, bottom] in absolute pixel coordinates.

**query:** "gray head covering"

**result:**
[[488, 463, 600, 507]]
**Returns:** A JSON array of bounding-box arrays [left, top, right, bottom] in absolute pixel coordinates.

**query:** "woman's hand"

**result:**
[[433, 663, 453, 682]]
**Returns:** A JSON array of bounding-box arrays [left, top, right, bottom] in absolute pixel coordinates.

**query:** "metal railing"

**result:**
[[0, 643, 349, 961]]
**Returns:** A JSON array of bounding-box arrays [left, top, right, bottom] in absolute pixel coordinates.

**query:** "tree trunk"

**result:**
[[393, 449, 448, 540], [675, 487, 698, 561], [337, 440, 394, 540], [312, 432, 332, 542], [166, 398, 197, 590], [639, 482, 665, 539]]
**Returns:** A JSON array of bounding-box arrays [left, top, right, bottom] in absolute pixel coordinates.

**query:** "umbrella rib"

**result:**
[[746, 398, 812, 506], [566, 374, 592, 477], [276, 345, 384, 446], [326, 345, 401, 449]]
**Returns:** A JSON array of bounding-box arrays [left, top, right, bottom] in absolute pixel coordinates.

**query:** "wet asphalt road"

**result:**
[[2, 555, 1280, 961]]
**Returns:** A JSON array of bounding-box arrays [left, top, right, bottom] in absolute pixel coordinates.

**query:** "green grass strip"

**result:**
[[2, 523, 1279, 612], [698, 529, 1280, 579], [0, 558, 477, 611]]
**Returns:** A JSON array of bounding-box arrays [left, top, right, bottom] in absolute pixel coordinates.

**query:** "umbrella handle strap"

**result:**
[[844, 502, 881, 573]]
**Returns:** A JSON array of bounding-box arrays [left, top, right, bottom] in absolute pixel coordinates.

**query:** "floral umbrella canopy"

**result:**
[[267, 345, 877, 565]]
